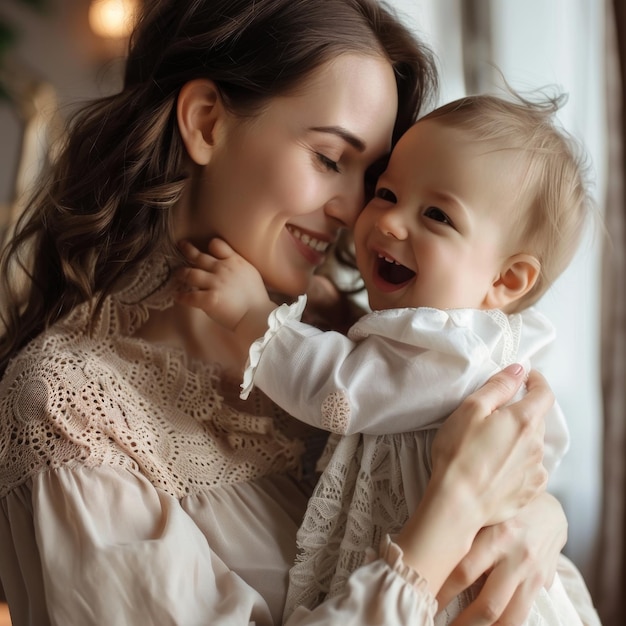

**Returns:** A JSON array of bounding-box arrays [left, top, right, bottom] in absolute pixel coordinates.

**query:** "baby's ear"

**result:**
[[177, 79, 226, 165], [484, 253, 541, 310]]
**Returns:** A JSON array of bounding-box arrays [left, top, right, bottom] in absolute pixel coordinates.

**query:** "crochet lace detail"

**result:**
[[284, 431, 435, 616], [286, 430, 549, 625], [0, 256, 304, 499], [321, 390, 351, 433]]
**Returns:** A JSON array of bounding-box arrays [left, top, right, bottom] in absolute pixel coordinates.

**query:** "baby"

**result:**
[[177, 92, 591, 624]]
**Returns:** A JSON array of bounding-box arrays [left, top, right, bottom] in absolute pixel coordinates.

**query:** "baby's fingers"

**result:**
[[207, 237, 235, 259], [175, 287, 217, 311], [178, 240, 216, 271], [175, 266, 217, 291]]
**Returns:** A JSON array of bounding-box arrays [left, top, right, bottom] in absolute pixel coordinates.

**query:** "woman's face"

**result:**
[[185, 53, 398, 297]]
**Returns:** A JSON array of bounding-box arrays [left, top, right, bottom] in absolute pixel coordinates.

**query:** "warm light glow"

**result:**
[[89, 0, 138, 39]]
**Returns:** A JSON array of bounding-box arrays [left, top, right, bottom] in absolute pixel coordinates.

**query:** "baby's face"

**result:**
[[353, 119, 520, 312]]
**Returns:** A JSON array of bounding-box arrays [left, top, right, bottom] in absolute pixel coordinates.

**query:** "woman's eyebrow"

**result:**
[[309, 126, 366, 152]]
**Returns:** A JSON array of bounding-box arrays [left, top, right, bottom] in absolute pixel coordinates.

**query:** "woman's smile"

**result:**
[[286, 224, 333, 266]]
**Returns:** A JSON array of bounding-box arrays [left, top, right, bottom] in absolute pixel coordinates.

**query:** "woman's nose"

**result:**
[[376, 207, 409, 240], [324, 178, 366, 229]]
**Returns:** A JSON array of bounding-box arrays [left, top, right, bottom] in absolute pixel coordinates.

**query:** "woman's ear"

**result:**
[[484, 253, 541, 309], [177, 79, 226, 165]]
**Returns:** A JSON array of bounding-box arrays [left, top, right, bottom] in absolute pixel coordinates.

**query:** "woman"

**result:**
[[0, 0, 594, 624]]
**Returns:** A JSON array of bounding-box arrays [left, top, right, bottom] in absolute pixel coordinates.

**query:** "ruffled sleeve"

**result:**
[[285, 535, 437, 625], [241, 295, 307, 400]]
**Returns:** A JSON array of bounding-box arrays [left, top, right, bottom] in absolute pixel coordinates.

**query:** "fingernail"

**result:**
[[503, 363, 524, 377]]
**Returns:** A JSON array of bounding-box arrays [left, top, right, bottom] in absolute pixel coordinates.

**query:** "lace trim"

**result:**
[[0, 256, 305, 499], [483, 309, 522, 367], [240, 294, 307, 399]]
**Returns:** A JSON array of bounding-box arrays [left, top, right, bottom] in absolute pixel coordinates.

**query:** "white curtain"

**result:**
[[389, 0, 605, 582]]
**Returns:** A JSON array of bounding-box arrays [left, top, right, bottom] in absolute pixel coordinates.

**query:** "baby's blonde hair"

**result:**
[[422, 91, 592, 312]]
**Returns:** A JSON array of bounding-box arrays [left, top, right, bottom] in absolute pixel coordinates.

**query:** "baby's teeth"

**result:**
[[380, 254, 398, 264]]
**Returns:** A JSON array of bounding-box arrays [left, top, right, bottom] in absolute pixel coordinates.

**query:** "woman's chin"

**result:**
[[266, 275, 313, 302]]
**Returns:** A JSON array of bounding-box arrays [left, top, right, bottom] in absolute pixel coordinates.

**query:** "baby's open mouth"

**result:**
[[376, 254, 416, 285]]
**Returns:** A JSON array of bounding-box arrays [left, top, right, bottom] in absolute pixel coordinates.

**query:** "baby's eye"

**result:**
[[375, 187, 397, 203], [424, 206, 453, 226]]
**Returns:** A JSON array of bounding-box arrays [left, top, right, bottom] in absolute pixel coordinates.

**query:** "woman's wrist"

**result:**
[[394, 470, 483, 596]]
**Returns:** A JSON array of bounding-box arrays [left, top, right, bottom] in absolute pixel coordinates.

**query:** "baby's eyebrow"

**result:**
[[309, 126, 366, 152], [428, 190, 470, 220]]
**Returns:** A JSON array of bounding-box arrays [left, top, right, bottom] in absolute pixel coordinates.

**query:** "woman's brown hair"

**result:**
[[0, 0, 438, 375]]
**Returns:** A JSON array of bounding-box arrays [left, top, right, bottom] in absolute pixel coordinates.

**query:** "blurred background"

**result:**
[[0, 1, 624, 625]]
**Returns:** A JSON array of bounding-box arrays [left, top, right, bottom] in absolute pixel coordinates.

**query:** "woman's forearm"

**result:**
[[395, 365, 550, 599], [394, 470, 482, 596]]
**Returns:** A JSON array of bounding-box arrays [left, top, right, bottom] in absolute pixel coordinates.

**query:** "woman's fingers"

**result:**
[[440, 493, 566, 625], [431, 364, 527, 468], [464, 363, 528, 415], [479, 574, 543, 626], [450, 561, 542, 626], [431, 364, 550, 530], [521, 369, 556, 424], [437, 526, 496, 609], [457, 366, 552, 429], [438, 524, 535, 625]]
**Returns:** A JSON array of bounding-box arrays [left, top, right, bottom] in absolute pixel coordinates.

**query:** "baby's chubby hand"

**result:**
[[175, 238, 273, 334]]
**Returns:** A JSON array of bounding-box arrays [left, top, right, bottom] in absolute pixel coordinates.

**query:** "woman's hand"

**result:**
[[394, 365, 551, 599], [438, 492, 567, 625], [430, 367, 550, 528]]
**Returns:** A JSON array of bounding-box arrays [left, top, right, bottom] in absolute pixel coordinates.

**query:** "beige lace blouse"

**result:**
[[0, 257, 599, 625]]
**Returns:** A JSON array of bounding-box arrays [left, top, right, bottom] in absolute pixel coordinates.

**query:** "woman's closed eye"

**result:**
[[316, 152, 340, 173], [424, 206, 454, 227]]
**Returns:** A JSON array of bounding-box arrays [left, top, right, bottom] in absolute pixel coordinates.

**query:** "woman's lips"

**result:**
[[287, 225, 333, 266]]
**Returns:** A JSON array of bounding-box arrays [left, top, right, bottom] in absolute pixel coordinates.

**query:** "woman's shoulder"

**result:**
[[0, 326, 141, 497], [1, 318, 92, 399], [0, 319, 305, 501]]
